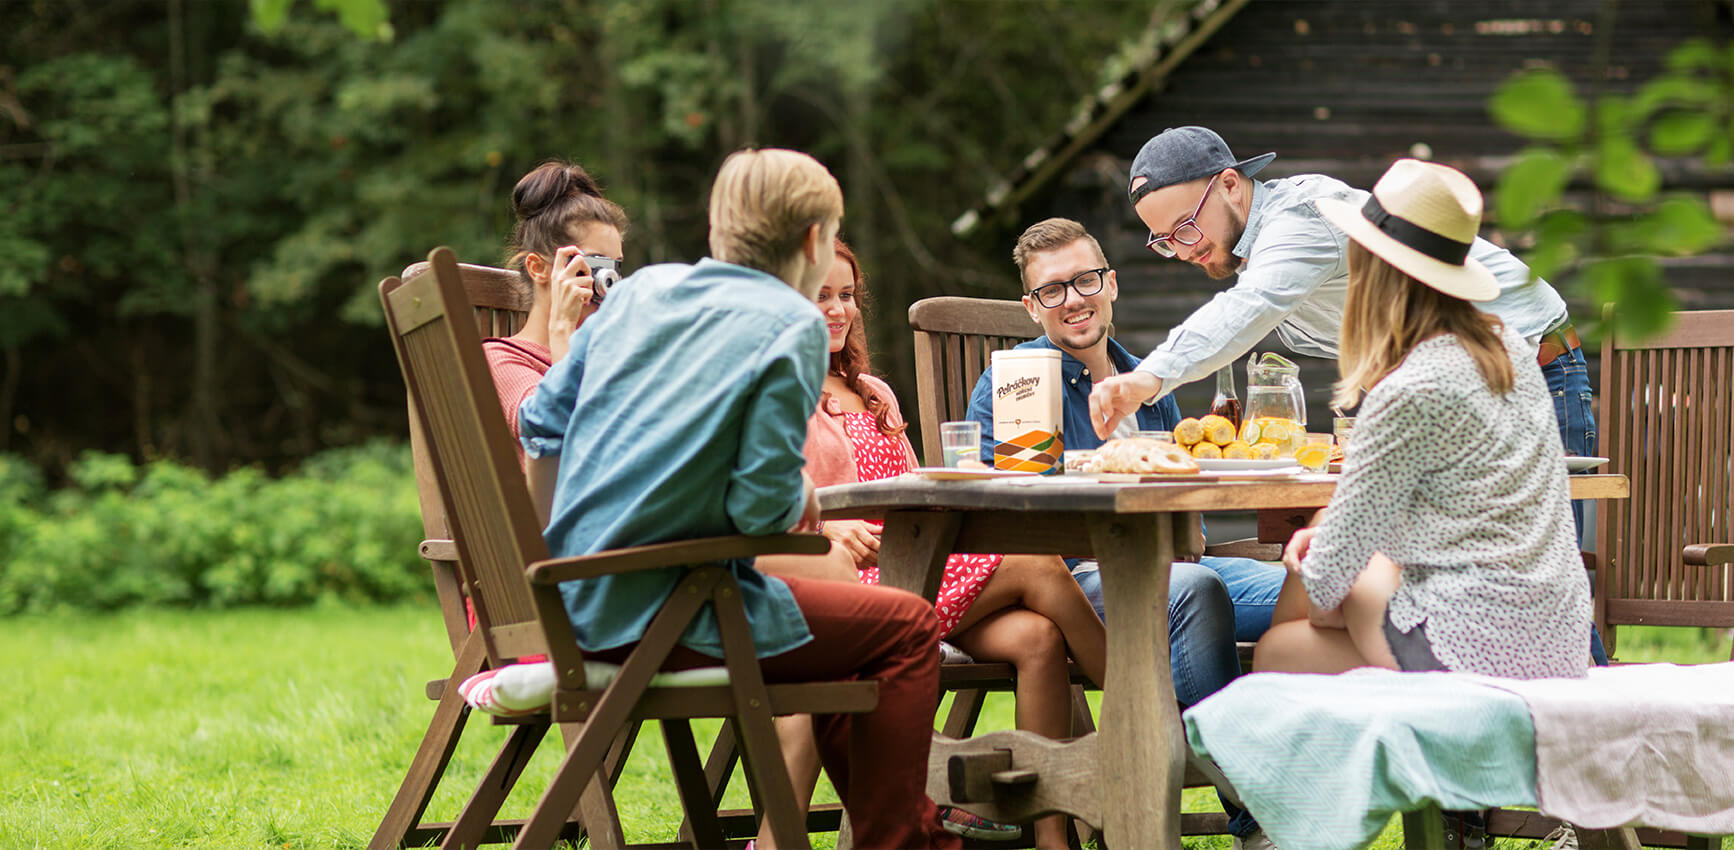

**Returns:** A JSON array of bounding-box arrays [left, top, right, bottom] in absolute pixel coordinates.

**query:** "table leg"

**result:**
[[1087, 511, 1185, 848], [876, 511, 962, 602]]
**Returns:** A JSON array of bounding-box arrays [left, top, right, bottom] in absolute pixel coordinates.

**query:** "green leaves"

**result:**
[[1595, 135, 1661, 201], [1488, 38, 1733, 345], [1491, 69, 1585, 141], [1495, 149, 1573, 229], [252, 0, 390, 41], [1648, 110, 1717, 155], [1585, 257, 1676, 340], [1627, 197, 1725, 256]]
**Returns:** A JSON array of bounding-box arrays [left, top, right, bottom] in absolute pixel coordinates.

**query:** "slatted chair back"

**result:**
[[1596, 308, 1734, 660], [908, 296, 1043, 466], [397, 259, 534, 653], [383, 248, 873, 850], [384, 250, 551, 667]]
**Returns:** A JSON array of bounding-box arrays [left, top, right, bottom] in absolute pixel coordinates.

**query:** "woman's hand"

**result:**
[[821, 519, 880, 569], [1282, 526, 1318, 579], [1307, 601, 1346, 629], [548, 246, 595, 363]]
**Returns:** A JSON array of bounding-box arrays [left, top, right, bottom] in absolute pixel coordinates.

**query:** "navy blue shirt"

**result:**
[[964, 335, 1182, 460]]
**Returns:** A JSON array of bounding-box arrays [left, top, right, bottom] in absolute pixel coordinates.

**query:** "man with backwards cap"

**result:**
[[1088, 126, 1597, 531], [1088, 129, 1604, 850]]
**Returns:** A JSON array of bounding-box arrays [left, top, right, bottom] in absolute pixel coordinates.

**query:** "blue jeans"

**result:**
[[1543, 344, 1598, 536], [1071, 557, 1279, 838], [1068, 561, 1239, 707], [1198, 556, 1286, 643], [1541, 344, 1610, 666]]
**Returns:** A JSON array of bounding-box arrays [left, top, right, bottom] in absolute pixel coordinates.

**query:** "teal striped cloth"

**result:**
[[1183, 669, 1538, 850]]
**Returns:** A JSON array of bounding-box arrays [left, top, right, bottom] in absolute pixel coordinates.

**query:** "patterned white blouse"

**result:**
[[1300, 324, 1592, 679]]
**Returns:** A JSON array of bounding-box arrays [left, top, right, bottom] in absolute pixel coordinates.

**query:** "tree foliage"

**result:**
[[1490, 39, 1733, 341], [1, 0, 1152, 473]]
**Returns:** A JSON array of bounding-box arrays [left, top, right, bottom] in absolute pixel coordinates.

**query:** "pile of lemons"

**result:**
[[1173, 415, 1304, 459]]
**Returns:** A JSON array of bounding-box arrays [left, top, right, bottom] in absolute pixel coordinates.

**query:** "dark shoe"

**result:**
[[1441, 810, 1487, 850]]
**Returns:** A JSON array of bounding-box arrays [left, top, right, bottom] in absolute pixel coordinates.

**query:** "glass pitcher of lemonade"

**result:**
[[1242, 352, 1307, 456]]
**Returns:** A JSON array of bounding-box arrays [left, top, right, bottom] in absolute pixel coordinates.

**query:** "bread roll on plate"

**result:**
[[1090, 437, 1200, 475]]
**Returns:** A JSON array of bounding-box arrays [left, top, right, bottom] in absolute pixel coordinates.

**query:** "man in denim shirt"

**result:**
[[1089, 127, 1597, 536], [518, 148, 960, 850], [965, 218, 1285, 841]]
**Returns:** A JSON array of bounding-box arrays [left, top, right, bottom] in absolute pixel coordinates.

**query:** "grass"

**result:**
[[1, 606, 1727, 849]]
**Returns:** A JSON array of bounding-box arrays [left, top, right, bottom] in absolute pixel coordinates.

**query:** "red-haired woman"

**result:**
[[760, 239, 1106, 850]]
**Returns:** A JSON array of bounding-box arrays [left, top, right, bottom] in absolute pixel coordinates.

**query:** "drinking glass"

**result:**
[[1333, 416, 1356, 450], [940, 421, 982, 467], [1294, 433, 1334, 472]]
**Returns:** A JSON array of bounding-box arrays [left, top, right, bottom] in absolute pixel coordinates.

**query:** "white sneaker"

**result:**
[[1234, 829, 1277, 850], [1543, 824, 1579, 850], [938, 641, 975, 665]]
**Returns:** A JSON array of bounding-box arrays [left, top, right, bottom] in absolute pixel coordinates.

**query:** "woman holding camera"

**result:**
[[486, 159, 629, 465]]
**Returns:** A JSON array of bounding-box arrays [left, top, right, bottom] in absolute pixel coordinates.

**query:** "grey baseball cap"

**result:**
[[1128, 126, 1276, 203]]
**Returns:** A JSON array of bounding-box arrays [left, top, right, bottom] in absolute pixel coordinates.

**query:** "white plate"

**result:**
[[1565, 456, 1609, 473], [1194, 457, 1305, 471], [911, 466, 1040, 480]]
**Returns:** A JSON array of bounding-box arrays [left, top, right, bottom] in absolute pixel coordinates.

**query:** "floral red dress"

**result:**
[[843, 411, 1001, 634]]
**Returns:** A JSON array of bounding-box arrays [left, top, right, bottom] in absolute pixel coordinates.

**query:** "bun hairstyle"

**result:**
[[829, 238, 905, 437], [505, 160, 630, 282]]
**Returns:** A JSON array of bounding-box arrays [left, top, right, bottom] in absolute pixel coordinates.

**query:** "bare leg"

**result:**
[[753, 715, 823, 850], [1253, 554, 1402, 674], [951, 608, 1073, 850], [757, 542, 858, 583], [949, 554, 1106, 687], [1342, 553, 1402, 670], [1270, 571, 1311, 625]]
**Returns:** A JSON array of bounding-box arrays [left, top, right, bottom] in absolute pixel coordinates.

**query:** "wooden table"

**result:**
[[819, 473, 1629, 848]]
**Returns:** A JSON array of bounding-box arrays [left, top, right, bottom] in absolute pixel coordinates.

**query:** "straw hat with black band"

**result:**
[[1315, 158, 1499, 303]]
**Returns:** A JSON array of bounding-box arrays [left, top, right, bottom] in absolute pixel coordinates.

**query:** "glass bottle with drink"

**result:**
[[1210, 366, 1242, 432]]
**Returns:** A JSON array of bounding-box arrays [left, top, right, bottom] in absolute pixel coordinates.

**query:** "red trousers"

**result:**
[[597, 574, 960, 850]]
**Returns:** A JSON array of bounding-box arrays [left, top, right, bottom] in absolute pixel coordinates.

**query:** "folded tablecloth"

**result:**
[[1475, 662, 1734, 832], [1184, 665, 1734, 850], [1183, 669, 1538, 850]]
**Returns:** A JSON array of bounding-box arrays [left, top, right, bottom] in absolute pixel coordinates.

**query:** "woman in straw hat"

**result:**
[[1252, 159, 1592, 680]]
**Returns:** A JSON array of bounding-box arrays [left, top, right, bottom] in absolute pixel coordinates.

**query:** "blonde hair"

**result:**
[[707, 148, 843, 274], [1335, 241, 1514, 409], [1012, 218, 1107, 289]]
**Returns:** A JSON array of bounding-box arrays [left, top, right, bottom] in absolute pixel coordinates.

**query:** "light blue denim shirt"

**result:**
[[518, 258, 823, 659], [1137, 175, 1571, 398]]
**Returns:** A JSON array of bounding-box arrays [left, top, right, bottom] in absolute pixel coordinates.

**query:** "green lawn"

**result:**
[[1, 606, 1726, 849]]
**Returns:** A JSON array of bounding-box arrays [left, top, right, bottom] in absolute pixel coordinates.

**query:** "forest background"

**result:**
[[1, 0, 1191, 478]]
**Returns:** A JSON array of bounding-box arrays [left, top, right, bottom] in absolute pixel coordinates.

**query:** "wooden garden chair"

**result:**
[[1594, 307, 1734, 663], [1436, 307, 1734, 850], [379, 247, 878, 850], [905, 295, 1284, 838], [371, 258, 558, 850]]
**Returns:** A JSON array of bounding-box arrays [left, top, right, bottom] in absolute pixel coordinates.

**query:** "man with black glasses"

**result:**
[[964, 216, 1285, 845]]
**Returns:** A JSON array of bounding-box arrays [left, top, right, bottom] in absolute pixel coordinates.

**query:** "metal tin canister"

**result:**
[[990, 349, 1064, 473]]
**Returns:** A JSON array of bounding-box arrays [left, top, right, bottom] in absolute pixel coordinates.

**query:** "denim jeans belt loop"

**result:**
[[1537, 323, 1581, 368]]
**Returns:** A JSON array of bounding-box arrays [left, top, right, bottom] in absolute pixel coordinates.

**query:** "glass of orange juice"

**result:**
[[1294, 433, 1334, 472]]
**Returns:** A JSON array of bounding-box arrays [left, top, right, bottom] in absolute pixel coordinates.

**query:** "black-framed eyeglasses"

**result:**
[[1026, 267, 1109, 309], [1145, 172, 1219, 258]]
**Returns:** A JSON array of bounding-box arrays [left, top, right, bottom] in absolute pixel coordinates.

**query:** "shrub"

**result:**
[[0, 442, 430, 614]]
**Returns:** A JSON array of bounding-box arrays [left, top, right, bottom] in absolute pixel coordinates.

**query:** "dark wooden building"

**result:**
[[955, 0, 1734, 426]]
